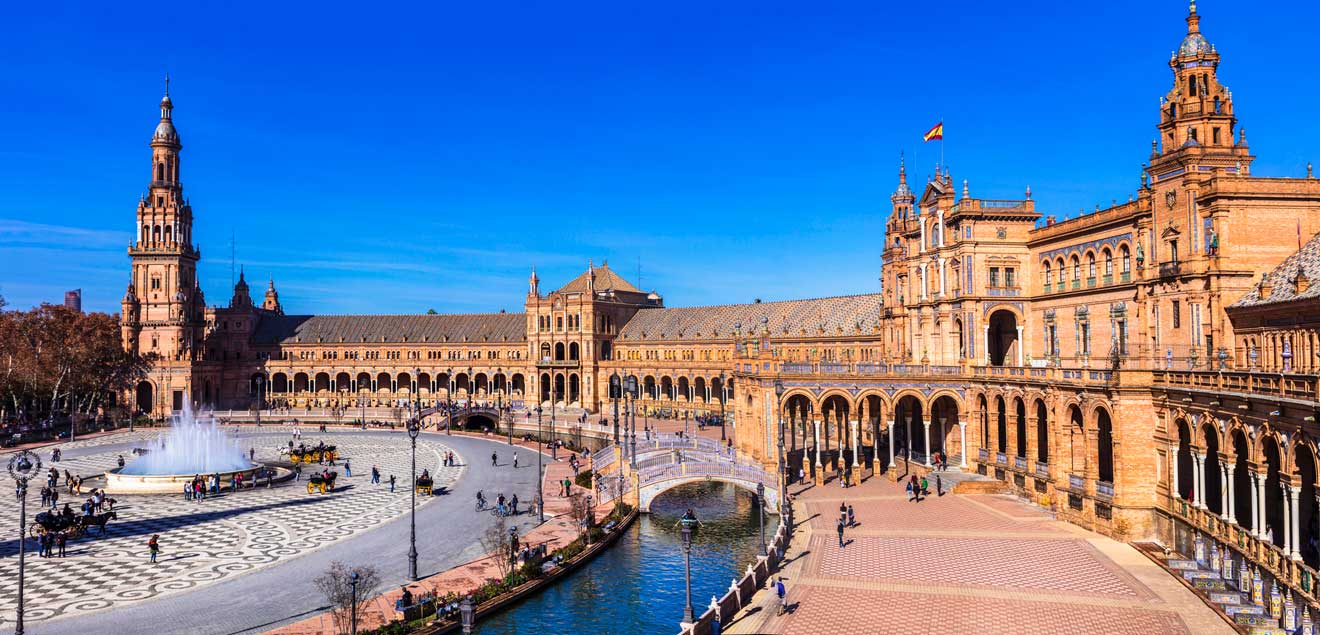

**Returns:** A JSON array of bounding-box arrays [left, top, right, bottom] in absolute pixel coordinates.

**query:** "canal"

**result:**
[[476, 481, 772, 634]]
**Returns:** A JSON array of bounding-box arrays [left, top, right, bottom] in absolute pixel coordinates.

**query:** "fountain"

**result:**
[[105, 403, 279, 494]]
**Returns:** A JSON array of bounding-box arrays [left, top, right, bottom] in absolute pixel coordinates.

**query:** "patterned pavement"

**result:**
[[0, 431, 460, 626], [725, 476, 1236, 635]]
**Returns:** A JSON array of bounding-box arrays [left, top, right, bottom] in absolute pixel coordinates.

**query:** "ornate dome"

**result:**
[[153, 120, 178, 144], [1179, 32, 1210, 57]]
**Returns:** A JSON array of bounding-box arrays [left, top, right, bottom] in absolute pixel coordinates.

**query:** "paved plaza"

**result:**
[[725, 474, 1236, 635], [0, 428, 543, 634]]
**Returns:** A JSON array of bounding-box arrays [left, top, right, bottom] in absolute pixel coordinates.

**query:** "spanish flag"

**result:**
[[923, 122, 944, 142]]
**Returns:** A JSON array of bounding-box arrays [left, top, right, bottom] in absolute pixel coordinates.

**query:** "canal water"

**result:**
[[476, 481, 771, 634]]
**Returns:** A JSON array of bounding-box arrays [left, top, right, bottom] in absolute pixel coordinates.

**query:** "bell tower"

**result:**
[[124, 78, 205, 363]]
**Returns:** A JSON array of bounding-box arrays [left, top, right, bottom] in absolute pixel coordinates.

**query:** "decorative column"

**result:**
[[1249, 471, 1260, 537], [1225, 464, 1237, 524], [906, 414, 914, 463], [1193, 452, 1205, 509], [923, 419, 932, 467], [983, 325, 991, 366], [1015, 326, 1024, 366], [813, 417, 823, 486], [886, 420, 896, 471], [1220, 462, 1230, 521], [1288, 482, 1301, 559], [959, 421, 968, 468], [1256, 471, 1267, 539], [800, 410, 811, 480], [1171, 446, 1180, 502], [919, 264, 928, 301], [1282, 482, 1294, 555], [851, 417, 862, 483], [938, 257, 947, 297]]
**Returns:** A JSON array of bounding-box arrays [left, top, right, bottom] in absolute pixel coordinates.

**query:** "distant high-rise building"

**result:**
[[64, 289, 82, 312]]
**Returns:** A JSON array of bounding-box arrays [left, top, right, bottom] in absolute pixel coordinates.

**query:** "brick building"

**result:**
[[119, 1, 1320, 608]]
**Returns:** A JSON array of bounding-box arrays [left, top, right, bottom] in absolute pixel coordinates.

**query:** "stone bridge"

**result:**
[[592, 437, 780, 513], [420, 405, 502, 429]]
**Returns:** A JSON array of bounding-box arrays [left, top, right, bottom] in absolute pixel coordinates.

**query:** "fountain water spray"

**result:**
[[120, 402, 252, 475]]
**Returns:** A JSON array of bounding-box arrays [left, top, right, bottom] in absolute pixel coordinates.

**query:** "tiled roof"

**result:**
[[252, 313, 526, 345], [556, 263, 640, 294], [1230, 231, 1320, 308], [616, 294, 883, 342]]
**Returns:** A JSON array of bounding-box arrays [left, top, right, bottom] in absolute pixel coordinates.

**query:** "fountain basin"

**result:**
[[104, 465, 293, 494]]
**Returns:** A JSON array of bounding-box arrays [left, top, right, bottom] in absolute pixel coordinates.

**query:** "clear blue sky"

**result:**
[[3, 1, 1319, 315]]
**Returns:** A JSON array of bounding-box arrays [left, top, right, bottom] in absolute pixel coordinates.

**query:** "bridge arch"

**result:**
[[638, 474, 780, 513]]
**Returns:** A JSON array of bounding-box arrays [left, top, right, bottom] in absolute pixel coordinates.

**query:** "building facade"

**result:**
[[121, 1, 1320, 607]]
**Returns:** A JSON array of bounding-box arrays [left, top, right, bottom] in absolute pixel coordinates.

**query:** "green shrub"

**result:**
[[574, 469, 594, 488]]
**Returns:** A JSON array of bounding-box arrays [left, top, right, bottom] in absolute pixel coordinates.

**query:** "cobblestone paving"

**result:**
[[725, 478, 1235, 635], [0, 432, 460, 625]]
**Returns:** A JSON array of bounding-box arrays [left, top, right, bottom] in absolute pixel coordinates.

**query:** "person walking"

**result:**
[[838, 502, 847, 527], [935, 473, 943, 497], [491, 452, 498, 467], [389, 475, 396, 493], [775, 577, 787, 615], [847, 504, 855, 528], [906, 480, 915, 502], [910, 475, 921, 502], [148, 534, 160, 564], [57, 532, 67, 558], [344, 460, 352, 478], [836, 517, 846, 548], [371, 466, 380, 484], [920, 476, 929, 497], [513, 453, 519, 469]]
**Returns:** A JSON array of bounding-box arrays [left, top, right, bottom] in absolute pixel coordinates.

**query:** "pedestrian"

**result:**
[[372, 466, 380, 484], [775, 577, 787, 615], [906, 480, 914, 502], [37, 533, 46, 558], [935, 473, 943, 497], [798, 467, 805, 484], [148, 534, 160, 563], [184, 481, 192, 501], [920, 476, 929, 497], [389, 475, 396, 493], [57, 532, 66, 558], [249, 447, 255, 462], [49, 488, 58, 509], [847, 504, 855, 528], [910, 475, 921, 502], [838, 502, 847, 526], [345, 460, 352, 478], [836, 517, 845, 548], [513, 453, 519, 469], [840, 470, 848, 488], [40, 486, 48, 508]]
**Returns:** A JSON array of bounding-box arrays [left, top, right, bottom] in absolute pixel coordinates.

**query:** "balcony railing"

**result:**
[[1068, 474, 1086, 490], [1096, 480, 1115, 499], [535, 359, 580, 368], [1159, 260, 1182, 278], [1120, 271, 1131, 282], [978, 448, 990, 462], [996, 452, 1007, 465], [1035, 461, 1050, 479], [1013, 456, 1027, 471]]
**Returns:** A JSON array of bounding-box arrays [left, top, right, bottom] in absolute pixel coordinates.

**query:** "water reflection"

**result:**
[[476, 481, 772, 634]]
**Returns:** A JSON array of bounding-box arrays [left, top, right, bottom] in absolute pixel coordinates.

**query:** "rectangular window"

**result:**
[[989, 267, 1000, 288], [1172, 300, 1181, 329], [1212, 127, 1220, 144], [1005, 267, 1016, 288]]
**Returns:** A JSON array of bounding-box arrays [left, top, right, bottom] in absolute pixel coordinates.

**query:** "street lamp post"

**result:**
[[407, 418, 420, 581], [256, 375, 265, 428], [536, 405, 545, 523], [718, 371, 727, 441], [8, 450, 40, 635], [610, 372, 621, 445], [774, 379, 788, 525], [349, 571, 360, 635], [679, 511, 698, 625], [626, 375, 638, 466], [757, 481, 767, 556], [550, 396, 557, 460]]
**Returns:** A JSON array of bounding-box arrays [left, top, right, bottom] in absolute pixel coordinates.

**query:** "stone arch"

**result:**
[[694, 376, 707, 404], [568, 373, 580, 404], [396, 372, 412, 394], [894, 393, 925, 460], [135, 380, 154, 414], [272, 373, 289, 393], [1096, 406, 1116, 485], [511, 373, 526, 396], [354, 372, 370, 393], [540, 372, 552, 403], [678, 376, 691, 401], [1067, 404, 1085, 474], [295, 372, 310, 393], [569, 342, 580, 361], [1013, 396, 1027, 458], [929, 394, 961, 462], [1231, 428, 1252, 531], [1262, 435, 1285, 548], [1295, 443, 1319, 566], [987, 308, 1021, 366], [660, 376, 674, 400], [475, 372, 489, 395], [643, 376, 657, 400], [995, 395, 1008, 455], [1034, 398, 1049, 463], [1175, 417, 1194, 501], [553, 373, 566, 403]]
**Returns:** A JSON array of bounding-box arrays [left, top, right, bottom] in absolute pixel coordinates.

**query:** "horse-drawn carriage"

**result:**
[[30, 510, 117, 539], [415, 476, 433, 496], [289, 444, 338, 464], [307, 471, 338, 494]]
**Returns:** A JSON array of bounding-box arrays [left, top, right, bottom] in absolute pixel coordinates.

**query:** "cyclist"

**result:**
[[476, 490, 487, 510]]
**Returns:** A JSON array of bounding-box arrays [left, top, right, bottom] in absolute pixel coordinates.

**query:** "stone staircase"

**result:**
[[1150, 542, 1313, 635]]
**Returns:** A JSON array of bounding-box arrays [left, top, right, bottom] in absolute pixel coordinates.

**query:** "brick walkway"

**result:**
[[724, 476, 1235, 635], [269, 435, 610, 635]]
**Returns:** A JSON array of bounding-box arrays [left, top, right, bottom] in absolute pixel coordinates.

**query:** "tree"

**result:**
[[567, 491, 593, 543], [477, 513, 517, 582], [0, 304, 148, 428], [426, 308, 438, 315], [313, 561, 382, 635]]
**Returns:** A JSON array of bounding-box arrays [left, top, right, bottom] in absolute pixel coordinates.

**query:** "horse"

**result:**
[[80, 511, 117, 536]]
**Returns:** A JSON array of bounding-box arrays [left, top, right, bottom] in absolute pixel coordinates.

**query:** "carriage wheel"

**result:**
[[29, 523, 45, 539], [306, 482, 315, 494]]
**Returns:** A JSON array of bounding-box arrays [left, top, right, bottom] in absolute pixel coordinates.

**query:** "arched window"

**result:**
[[1120, 245, 1131, 274], [156, 162, 164, 180], [1103, 249, 1113, 277], [1056, 258, 1065, 284], [1087, 253, 1096, 281], [1042, 263, 1052, 290], [1071, 256, 1080, 282]]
